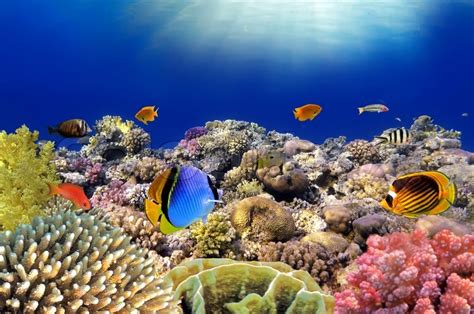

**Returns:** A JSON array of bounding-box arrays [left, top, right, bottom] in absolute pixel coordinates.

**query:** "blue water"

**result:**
[[1, 1, 473, 150]]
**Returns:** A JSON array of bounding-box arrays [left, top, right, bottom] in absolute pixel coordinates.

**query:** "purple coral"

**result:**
[[85, 162, 104, 185], [91, 180, 130, 208], [184, 126, 207, 141], [335, 230, 474, 313]]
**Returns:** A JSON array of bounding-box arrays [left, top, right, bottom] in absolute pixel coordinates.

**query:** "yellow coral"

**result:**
[[0, 126, 58, 230], [190, 212, 235, 258]]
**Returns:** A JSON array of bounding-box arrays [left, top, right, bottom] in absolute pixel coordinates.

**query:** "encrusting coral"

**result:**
[[335, 229, 474, 313], [0, 210, 177, 313], [163, 258, 335, 314], [231, 196, 295, 242], [0, 126, 59, 231]]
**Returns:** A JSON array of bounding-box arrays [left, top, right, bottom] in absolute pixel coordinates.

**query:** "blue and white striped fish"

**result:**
[[145, 166, 222, 234]]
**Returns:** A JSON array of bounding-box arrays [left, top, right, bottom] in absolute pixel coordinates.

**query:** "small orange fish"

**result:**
[[135, 106, 158, 125], [293, 104, 322, 121], [48, 183, 91, 210]]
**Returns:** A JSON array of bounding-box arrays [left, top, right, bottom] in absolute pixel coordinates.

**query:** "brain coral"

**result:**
[[230, 196, 295, 242], [0, 126, 59, 231], [164, 258, 335, 314], [0, 210, 177, 313]]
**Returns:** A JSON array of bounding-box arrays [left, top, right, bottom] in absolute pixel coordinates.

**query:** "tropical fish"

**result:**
[[462, 112, 469, 117], [380, 171, 456, 218], [257, 150, 286, 169], [48, 119, 92, 138], [395, 117, 402, 122], [135, 105, 158, 125], [293, 104, 322, 121], [48, 183, 91, 210], [145, 166, 222, 234], [375, 128, 411, 145], [358, 104, 389, 114]]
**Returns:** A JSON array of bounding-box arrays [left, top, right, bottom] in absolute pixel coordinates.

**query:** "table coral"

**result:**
[[0, 126, 59, 231], [163, 258, 335, 314], [231, 196, 295, 242], [335, 230, 474, 313], [0, 210, 177, 312]]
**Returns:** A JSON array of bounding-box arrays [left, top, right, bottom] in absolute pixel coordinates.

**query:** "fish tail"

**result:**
[[293, 110, 298, 119], [358, 107, 364, 115], [48, 126, 57, 134], [154, 107, 159, 117], [374, 136, 388, 145], [47, 182, 59, 196]]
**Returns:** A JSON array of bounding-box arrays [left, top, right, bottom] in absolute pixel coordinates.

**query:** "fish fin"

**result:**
[[154, 107, 159, 117], [143, 120, 148, 125], [293, 110, 298, 119], [425, 198, 452, 216], [47, 183, 59, 196], [374, 136, 388, 145], [159, 214, 183, 235], [145, 198, 162, 227], [358, 107, 364, 115], [207, 199, 224, 204], [76, 136, 90, 145], [48, 126, 57, 135]]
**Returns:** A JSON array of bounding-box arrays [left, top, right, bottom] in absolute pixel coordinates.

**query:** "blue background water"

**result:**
[[1, 1, 473, 150]]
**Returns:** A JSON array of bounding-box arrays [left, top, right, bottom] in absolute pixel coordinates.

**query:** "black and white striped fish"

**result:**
[[375, 128, 411, 145]]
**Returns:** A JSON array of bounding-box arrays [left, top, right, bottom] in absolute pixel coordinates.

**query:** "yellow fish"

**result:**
[[380, 171, 456, 218], [293, 104, 322, 122], [135, 105, 158, 125]]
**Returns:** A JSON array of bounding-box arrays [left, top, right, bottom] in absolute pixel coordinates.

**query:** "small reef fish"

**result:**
[[375, 128, 411, 145], [48, 119, 92, 138], [358, 104, 389, 114], [395, 117, 402, 122], [257, 150, 286, 169], [145, 166, 222, 235], [293, 104, 322, 121], [135, 105, 158, 125], [380, 171, 456, 218], [48, 183, 91, 210], [462, 113, 469, 117]]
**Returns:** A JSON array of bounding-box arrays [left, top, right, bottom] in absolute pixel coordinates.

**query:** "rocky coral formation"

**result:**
[[0, 210, 177, 312], [0, 126, 59, 231], [344, 140, 381, 166], [164, 258, 335, 313], [335, 230, 474, 313], [231, 196, 295, 242]]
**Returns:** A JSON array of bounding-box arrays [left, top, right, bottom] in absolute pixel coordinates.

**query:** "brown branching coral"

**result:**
[[344, 140, 381, 166], [0, 210, 177, 313], [190, 212, 236, 258], [230, 196, 295, 242], [258, 240, 350, 288]]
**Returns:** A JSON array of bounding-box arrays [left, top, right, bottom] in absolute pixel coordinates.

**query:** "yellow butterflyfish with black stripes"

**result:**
[[380, 171, 456, 218]]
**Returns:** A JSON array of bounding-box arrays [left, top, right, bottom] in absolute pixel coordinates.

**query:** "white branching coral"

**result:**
[[0, 210, 177, 313]]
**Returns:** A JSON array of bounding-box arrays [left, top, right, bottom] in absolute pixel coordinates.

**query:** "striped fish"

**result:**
[[380, 171, 456, 218], [48, 119, 92, 138], [145, 166, 222, 234], [375, 128, 411, 145]]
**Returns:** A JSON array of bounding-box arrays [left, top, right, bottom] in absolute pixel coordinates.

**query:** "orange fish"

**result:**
[[48, 183, 91, 210], [293, 104, 322, 121], [135, 105, 158, 125]]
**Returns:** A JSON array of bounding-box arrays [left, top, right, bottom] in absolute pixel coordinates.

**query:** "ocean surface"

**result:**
[[1, 1, 473, 150]]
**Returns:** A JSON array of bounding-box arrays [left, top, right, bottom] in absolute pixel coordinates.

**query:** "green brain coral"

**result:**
[[164, 258, 335, 314], [0, 126, 58, 231]]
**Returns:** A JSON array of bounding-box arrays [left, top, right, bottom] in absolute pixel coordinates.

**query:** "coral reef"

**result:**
[[0, 210, 177, 312], [335, 230, 474, 313], [231, 196, 295, 242], [344, 140, 381, 166], [190, 212, 236, 258], [164, 258, 335, 313], [0, 126, 59, 231]]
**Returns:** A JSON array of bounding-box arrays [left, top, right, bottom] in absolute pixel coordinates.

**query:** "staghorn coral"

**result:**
[[164, 258, 335, 314], [0, 126, 59, 231], [335, 229, 474, 313], [344, 140, 381, 166], [231, 196, 295, 242], [258, 240, 351, 288], [0, 210, 177, 312], [190, 212, 236, 258]]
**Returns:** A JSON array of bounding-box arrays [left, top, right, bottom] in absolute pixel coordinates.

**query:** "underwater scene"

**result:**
[[1, 1, 474, 313]]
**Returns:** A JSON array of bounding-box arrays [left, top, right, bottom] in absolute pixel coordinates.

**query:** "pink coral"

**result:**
[[335, 230, 474, 313]]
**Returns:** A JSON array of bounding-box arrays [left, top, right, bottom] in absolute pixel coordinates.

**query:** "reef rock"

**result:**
[[323, 205, 352, 234], [301, 231, 350, 254]]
